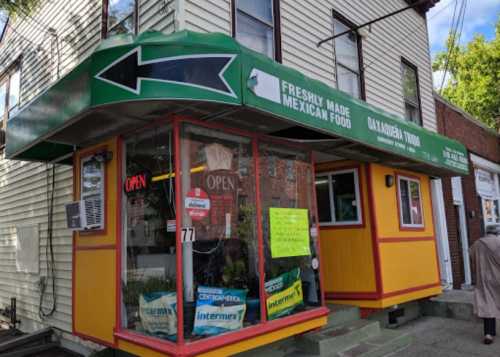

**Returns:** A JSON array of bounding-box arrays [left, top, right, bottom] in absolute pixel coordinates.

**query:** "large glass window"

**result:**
[[235, 0, 276, 59], [180, 124, 260, 340], [401, 60, 421, 125], [259, 144, 321, 320], [122, 125, 178, 341], [398, 176, 423, 227], [106, 0, 136, 37], [315, 168, 362, 225], [333, 16, 362, 99]]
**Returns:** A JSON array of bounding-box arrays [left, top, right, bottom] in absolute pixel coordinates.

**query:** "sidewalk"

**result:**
[[392, 316, 500, 357]]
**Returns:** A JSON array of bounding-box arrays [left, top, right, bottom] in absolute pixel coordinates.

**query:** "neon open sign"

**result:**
[[125, 173, 148, 193]]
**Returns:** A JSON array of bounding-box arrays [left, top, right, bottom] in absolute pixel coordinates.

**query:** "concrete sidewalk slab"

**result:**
[[393, 316, 500, 357]]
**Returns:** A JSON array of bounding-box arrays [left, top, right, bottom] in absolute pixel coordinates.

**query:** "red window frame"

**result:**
[[113, 115, 327, 355], [396, 173, 425, 231]]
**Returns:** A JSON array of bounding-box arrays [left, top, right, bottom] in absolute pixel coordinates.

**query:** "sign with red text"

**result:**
[[185, 188, 210, 221], [125, 172, 149, 193]]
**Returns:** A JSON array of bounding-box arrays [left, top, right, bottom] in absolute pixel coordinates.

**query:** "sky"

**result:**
[[427, 0, 499, 88]]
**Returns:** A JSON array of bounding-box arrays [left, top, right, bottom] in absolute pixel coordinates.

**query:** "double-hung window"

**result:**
[[332, 13, 363, 99], [316, 168, 362, 226], [401, 59, 422, 125], [104, 0, 137, 37], [234, 0, 279, 60], [397, 176, 424, 228], [0, 65, 21, 131]]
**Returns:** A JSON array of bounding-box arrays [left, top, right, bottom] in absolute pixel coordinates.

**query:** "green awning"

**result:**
[[6, 30, 468, 175]]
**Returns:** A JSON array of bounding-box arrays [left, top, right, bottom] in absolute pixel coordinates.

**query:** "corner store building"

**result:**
[[0, 0, 468, 355]]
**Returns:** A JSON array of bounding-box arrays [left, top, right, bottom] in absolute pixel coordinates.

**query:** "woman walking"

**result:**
[[470, 224, 500, 345]]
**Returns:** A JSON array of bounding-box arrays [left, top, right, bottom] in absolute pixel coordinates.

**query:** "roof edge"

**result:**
[[433, 92, 499, 137]]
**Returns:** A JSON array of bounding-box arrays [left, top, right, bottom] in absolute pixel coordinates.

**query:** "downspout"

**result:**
[[174, 0, 186, 31]]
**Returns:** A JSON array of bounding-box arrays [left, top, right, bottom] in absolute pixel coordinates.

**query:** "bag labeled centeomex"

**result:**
[[193, 286, 247, 336], [265, 268, 304, 320], [139, 291, 177, 338]]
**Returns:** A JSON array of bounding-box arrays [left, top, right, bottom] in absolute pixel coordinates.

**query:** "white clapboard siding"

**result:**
[[0, 0, 101, 349], [0, 157, 74, 335], [181, 0, 437, 132], [185, 0, 231, 34], [139, 0, 177, 34]]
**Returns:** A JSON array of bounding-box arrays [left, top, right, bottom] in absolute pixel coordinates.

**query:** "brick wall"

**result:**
[[435, 96, 500, 288]]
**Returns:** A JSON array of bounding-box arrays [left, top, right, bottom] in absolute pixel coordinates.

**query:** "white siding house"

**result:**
[[0, 0, 438, 353]]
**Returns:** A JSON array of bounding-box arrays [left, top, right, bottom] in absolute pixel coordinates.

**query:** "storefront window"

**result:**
[[315, 168, 362, 225], [122, 125, 177, 341], [180, 124, 260, 340], [259, 144, 321, 321], [398, 176, 423, 227]]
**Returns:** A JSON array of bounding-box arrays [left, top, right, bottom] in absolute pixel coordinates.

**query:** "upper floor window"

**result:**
[[104, 0, 137, 37], [332, 13, 363, 99], [0, 65, 21, 129], [315, 168, 363, 226], [0, 11, 7, 43], [234, 0, 280, 60], [397, 175, 424, 228], [401, 59, 421, 125]]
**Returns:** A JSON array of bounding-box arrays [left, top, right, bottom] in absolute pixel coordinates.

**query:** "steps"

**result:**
[[420, 289, 478, 322], [236, 305, 411, 357], [293, 305, 411, 357]]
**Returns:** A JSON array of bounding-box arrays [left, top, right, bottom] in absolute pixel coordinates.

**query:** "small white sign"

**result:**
[[167, 220, 176, 232], [181, 227, 196, 243], [249, 69, 281, 104]]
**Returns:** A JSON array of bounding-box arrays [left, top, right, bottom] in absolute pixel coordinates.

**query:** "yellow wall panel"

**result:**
[[379, 240, 439, 293], [318, 162, 376, 293], [75, 139, 119, 248], [74, 249, 116, 344], [370, 164, 434, 239]]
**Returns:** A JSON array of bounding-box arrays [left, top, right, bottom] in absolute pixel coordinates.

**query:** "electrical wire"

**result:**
[[438, 0, 462, 92], [439, 0, 467, 93], [39, 163, 57, 320]]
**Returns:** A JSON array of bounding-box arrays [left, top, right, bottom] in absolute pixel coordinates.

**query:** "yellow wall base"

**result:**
[[117, 316, 327, 357], [329, 285, 442, 309]]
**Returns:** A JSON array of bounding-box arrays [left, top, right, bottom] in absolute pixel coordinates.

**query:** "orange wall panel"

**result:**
[[318, 162, 377, 294], [379, 240, 440, 293], [74, 249, 116, 345], [370, 164, 434, 239]]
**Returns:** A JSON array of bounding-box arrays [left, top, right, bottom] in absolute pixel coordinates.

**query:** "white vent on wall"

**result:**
[[65, 199, 104, 231], [84, 197, 103, 229], [16, 225, 39, 274]]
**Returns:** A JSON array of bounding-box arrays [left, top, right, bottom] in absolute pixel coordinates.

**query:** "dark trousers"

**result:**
[[484, 318, 497, 336]]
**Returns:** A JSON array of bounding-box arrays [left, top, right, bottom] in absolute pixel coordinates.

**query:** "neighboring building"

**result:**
[[435, 94, 500, 289], [0, 1, 466, 356]]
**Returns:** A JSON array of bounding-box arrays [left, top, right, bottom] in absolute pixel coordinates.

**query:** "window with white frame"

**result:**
[[105, 0, 137, 37], [315, 168, 362, 225], [234, 0, 276, 59], [397, 176, 423, 227], [332, 14, 362, 99], [401, 59, 421, 125], [477, 169, 500, 227]]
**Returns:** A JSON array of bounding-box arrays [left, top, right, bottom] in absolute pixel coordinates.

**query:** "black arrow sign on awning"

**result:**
[[96, 47, 237, 97]]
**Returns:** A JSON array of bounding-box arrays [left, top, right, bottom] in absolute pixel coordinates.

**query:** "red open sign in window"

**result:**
[[125, 173, 148, 193]]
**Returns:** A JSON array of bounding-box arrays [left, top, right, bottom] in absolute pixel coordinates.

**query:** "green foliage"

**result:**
[[123, 276, 176, 307], [433, 16, 500, 129], [0, 0, 40, 17]]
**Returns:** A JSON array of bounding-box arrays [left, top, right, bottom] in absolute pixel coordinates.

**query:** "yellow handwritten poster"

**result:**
[[270, 208, 311, 258]]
